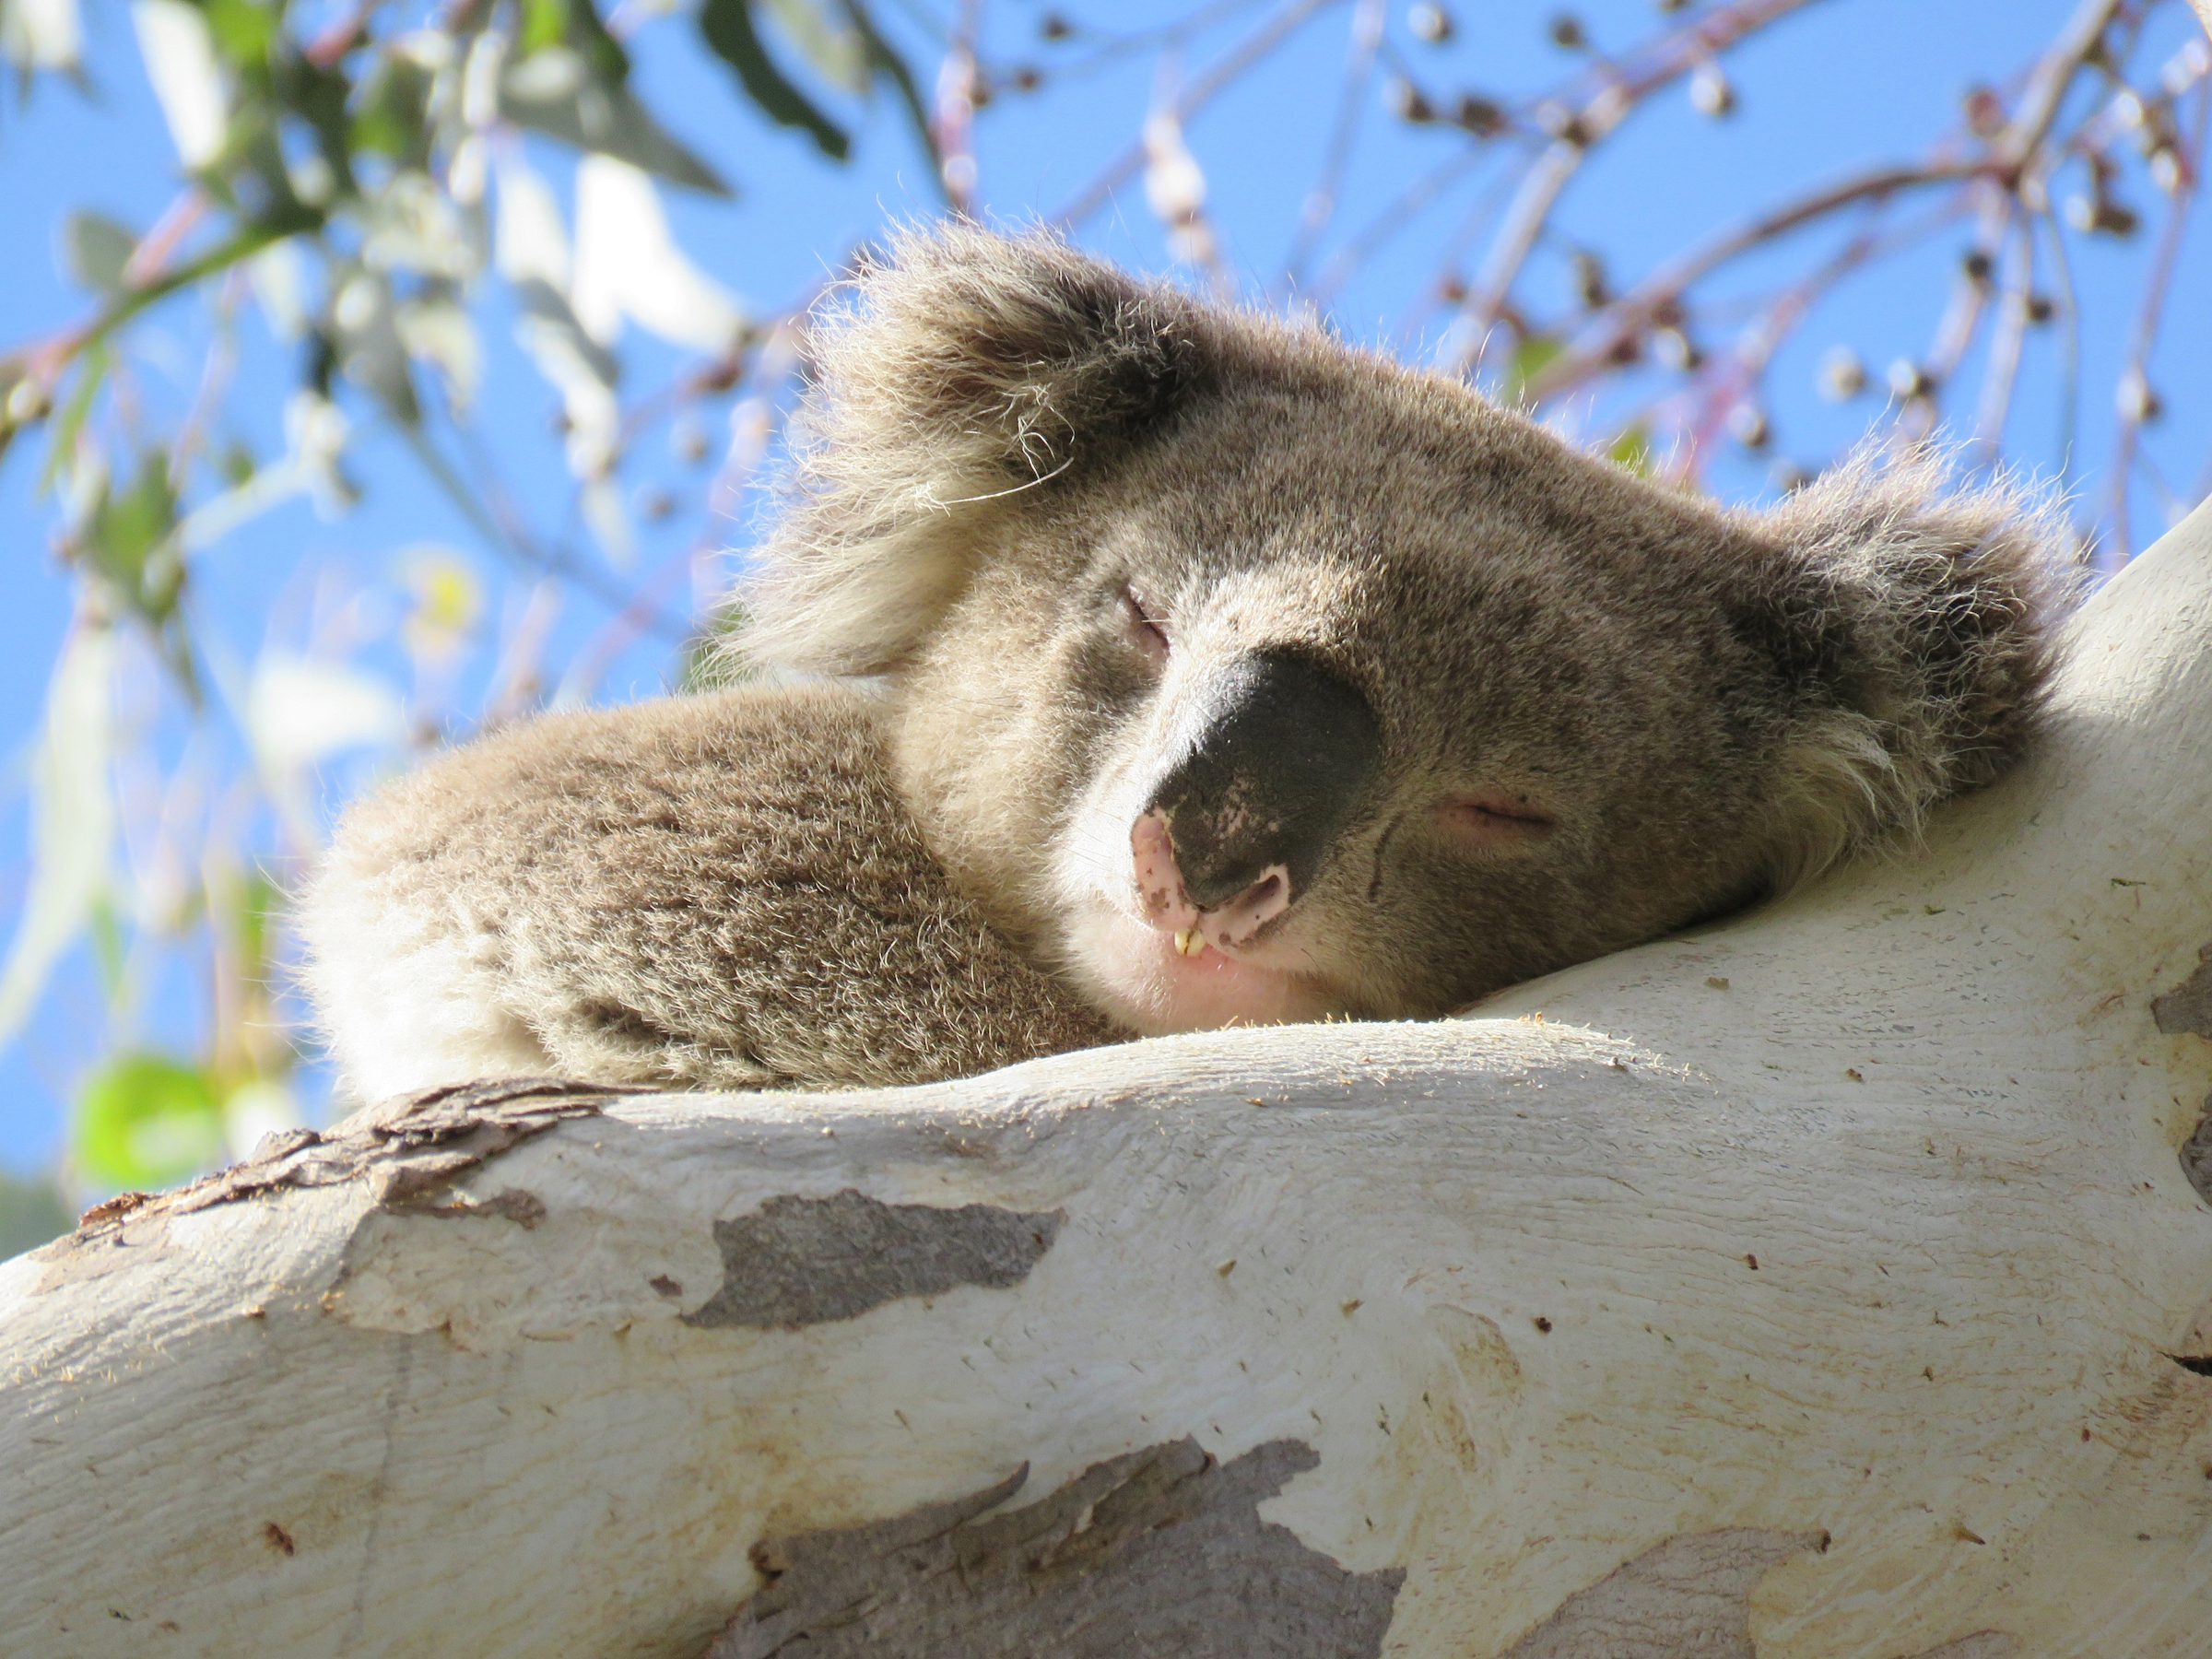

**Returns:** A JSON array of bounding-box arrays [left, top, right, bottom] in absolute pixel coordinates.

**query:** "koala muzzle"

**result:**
[[1133, 650, 1381, 950]]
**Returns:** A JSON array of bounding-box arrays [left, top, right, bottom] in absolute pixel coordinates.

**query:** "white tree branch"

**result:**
[[5, 503, 2210, 1657]]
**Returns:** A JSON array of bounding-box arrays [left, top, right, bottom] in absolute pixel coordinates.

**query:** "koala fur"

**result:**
[[300, 225, 2065, 1102]]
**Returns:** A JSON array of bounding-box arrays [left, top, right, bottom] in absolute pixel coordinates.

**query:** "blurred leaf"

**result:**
[[0, 625, 114, 1055], [0, 1168, 71, 1258], [269, 50, 359, 200], [503, 50, 732, 195], [1, 0, 84, 72], [1499, 334, 1563, 405], [334, 271, 422, 425], [247, 652, 406, 771], [1608, 421, 1653, 477], [838, 0, 935, 165], [38, 343, 108, 492], [218, 438, 255, 488], [200, 0, 275, 65], [761, 0, 865, 95], [572, 156, 746, 352], [700, 0, 851, 159], [82, 452, 183, 622], [61, 211, 137, 297], [74, 1051, 224, 1191], [396, 296, 481, 411], [130, 0, 229, 169], [520, 0, 566, 57], [352, 49, 434, 164]]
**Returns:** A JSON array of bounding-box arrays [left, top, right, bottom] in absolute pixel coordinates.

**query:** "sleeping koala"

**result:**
[[300, 226, 2063, 1101]]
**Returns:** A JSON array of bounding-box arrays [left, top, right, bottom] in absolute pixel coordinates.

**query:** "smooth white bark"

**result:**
[[4, 502, 2210, 1659]]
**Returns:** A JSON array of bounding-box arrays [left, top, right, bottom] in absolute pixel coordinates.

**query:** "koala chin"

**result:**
[[300, 225, 2067, 1100]]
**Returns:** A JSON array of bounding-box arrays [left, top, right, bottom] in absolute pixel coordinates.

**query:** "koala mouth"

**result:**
[[1131, 810, 1293, 957]]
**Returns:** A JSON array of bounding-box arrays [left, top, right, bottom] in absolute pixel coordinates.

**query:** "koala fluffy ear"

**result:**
[[740, 225, 1218, 677], [1744, 446, 2073, 892]]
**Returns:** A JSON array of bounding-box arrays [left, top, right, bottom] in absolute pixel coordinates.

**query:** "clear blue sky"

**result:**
[[1, 0, 2205, 1174]]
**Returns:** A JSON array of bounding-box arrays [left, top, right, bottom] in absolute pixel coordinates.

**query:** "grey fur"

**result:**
[[300, 227, 2067, 1100]]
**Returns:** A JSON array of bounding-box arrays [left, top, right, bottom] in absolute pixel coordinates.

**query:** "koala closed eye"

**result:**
[[1435, 795, 1557, 850], [1119, 583, 1171, 664]]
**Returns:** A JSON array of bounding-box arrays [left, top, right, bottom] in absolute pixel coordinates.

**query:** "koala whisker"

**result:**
[[923, 453, 1077, 510]]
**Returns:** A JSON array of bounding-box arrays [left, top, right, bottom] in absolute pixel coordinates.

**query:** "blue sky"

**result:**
[[1, 0, 2206, 1175]]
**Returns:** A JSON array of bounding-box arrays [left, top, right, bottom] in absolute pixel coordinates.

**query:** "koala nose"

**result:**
[[1133, 650, 1381, 946]]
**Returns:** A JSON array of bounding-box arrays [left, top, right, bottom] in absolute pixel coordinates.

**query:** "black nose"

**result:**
[[1142, 650, 1382, 910]]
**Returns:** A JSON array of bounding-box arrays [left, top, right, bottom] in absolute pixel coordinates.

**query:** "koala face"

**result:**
[[745, 229, 2059, 1035]]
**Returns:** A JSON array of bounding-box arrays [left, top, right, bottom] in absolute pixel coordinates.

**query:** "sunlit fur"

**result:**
[[300, 227, 2068, 1100]]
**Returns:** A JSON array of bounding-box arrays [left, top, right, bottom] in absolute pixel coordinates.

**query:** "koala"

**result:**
[[299, 226, 2064, 1103]]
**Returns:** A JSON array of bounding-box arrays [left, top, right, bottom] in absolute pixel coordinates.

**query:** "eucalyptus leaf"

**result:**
[[502, 64, 732, 196], [73, 1051, 224, 1190], [761, 0, 865, 95], [1499, 333, 1563, 405], [84, 452, 182, 621], [1608, 421, 1653, 477], [60, 210, 136, 297], [699, 0, 850, 160]]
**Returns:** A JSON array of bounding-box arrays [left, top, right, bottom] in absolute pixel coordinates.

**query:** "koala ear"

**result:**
[[740, 224, 1217, 677], [1742, 446, 2072, 891]]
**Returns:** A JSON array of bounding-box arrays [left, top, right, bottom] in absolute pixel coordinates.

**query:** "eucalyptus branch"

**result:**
[[1443, 0, 1831, 370], [1524, 160, 1978, 401], [2107, 73, 2206, 559]]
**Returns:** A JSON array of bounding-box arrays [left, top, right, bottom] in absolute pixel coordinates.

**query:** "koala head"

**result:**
[[741, 227, 2064, 1036]]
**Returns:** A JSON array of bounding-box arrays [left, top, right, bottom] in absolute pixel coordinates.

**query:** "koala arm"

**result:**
[[296, 684, 1121, 1104]]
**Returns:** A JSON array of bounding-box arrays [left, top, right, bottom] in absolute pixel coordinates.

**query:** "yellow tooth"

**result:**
[[1174, 927, 1205, 957]]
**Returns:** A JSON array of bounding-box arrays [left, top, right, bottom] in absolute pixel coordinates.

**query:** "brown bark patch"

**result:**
[[2153, 944, 2212, 1039], [1500, 1528, 1824, 1658], [683, 1189, 1062, 1330], [2180, 1103, 2212, 1206], [707, 1437, 1402, 1658]]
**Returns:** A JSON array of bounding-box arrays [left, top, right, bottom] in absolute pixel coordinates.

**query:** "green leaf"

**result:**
[[84, 452, 182, 620], [61, 211, 138, 298], [351, 49, 433, 165], [1499, 334, 1563, 405], [269, 50, 359, 202], [521, 0, 567, 57], [73, 1052, 225, 1191], [503, 69, 732, 195], [1607, 421, 1653, 477], [199, 0, 276, 65], [760, 0, 866, 95], [699, 0, 851, 160], [840, 0, 935, 167], [39, 343, 109, 493]]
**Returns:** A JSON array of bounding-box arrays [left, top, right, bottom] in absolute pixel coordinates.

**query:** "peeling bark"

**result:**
[[684, 1189, 1062, 1329], [710, 1439, 1403, 1658], [2153, 944, 2212, 1040]]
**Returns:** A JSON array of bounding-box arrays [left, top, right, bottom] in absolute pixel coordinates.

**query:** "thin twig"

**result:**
[[1445, 0, 1832, 373], [1051, 0, 1347, 229], [1278, 0, 1385, 296], [2107, 72, 2206, 559]]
